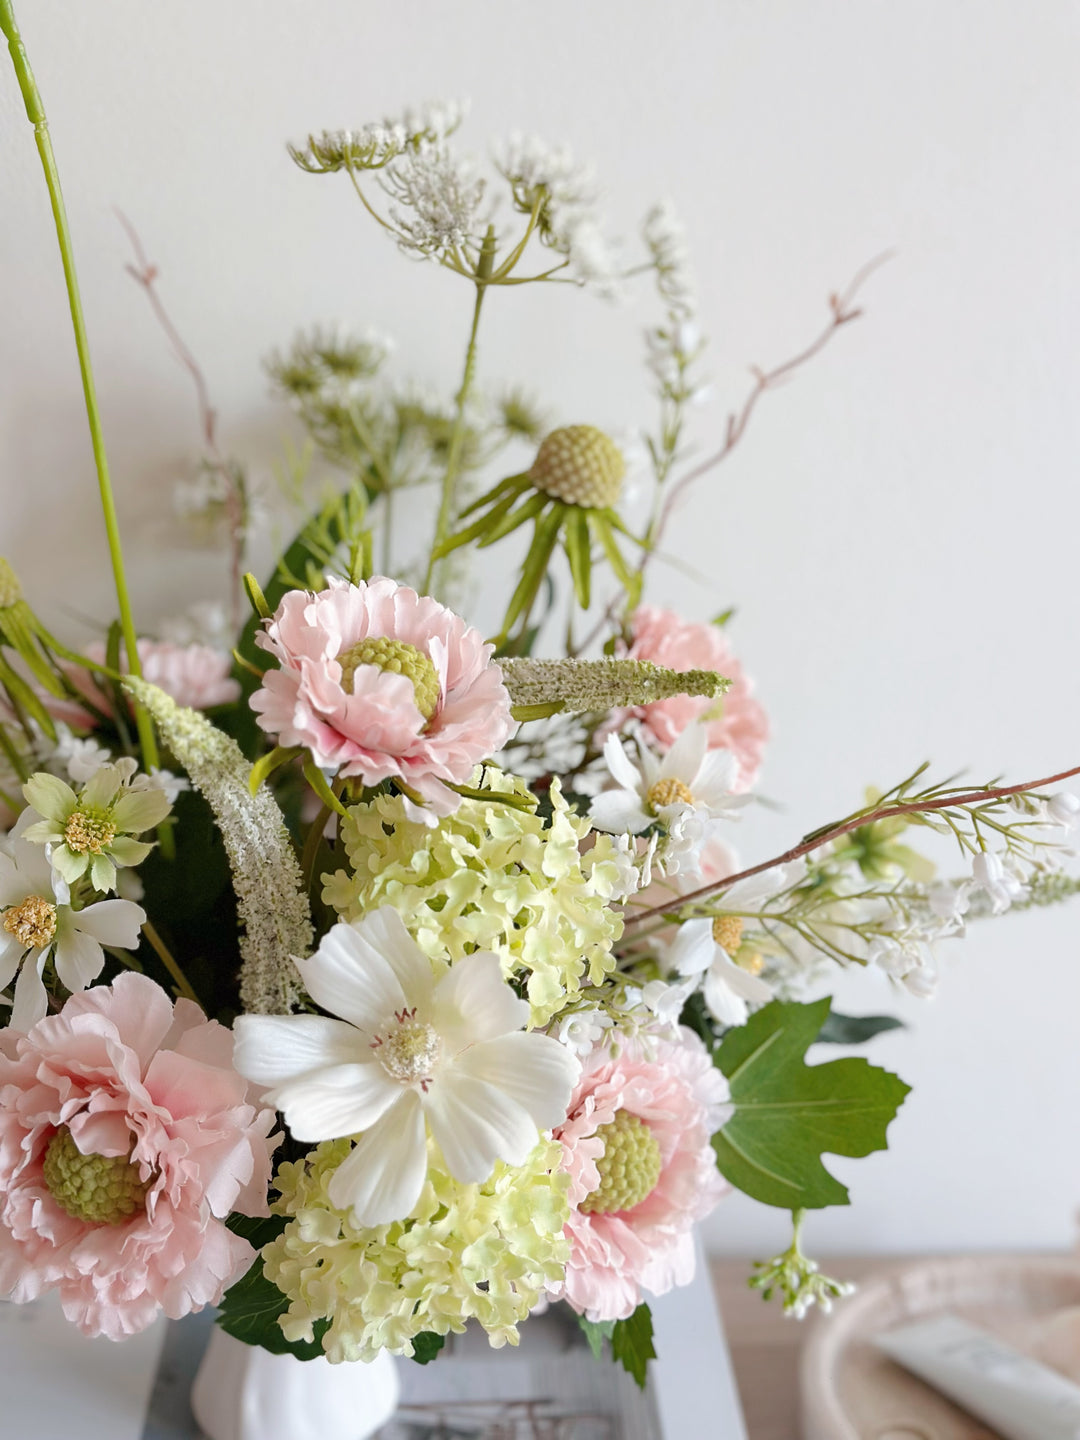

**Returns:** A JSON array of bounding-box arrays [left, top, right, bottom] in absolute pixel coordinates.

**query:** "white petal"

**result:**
[[350, 907, 434, 1011], [0, 933, 22, 990], [668, 919, 716, 976], [69, 898, 146, 949], [660, 722, 706, 783], [711, 953, 773, 1003], [296, 920, 408, 1033], [232, 1014, 374, 1087], [53, 924, 105, 994], [326, 1089, 427, 1225], [272, 1063, 401, 1142], [424, 1067, 539, 1183], [0, 853, 26, 908], [10, 951, 47, 1032], [22, 773, 76, 824], [454, 1032, 578, 1130], [602, 734, 643, 794], [694, 746, 738, 798], [589, 791, 652, 835], [430, 952, 528, 1054], [721, 866, 790, 908], [702, 968, 749, 1027]]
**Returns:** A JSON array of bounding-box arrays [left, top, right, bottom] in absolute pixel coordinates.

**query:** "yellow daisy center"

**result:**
[[375, 1012, 442, 1085], [63, 809, 117, 856], [42, 1126, 150, 1226], [580, 1109, 663, 1215], [337, 637, 441, 721], [711, 915, 744, 956], [3, 895, 57, 949], [647, 777, 693, 811]]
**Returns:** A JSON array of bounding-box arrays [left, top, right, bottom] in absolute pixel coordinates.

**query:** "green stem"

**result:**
[[1, 4, 161, 782], [141, 920, 201, 1006], [422, 228, 494, 595]]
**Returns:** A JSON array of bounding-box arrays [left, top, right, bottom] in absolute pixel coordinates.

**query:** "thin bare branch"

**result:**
[[621, 759, 1080, 931]]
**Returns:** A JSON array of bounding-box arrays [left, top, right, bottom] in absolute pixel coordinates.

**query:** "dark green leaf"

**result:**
[[713, 998, 910, 1210], [216, 1249, 329, 1361], [225, 1212, 288, 1246], [410, 1331, 446, 1365], [610, 1304, 655, 1389], [815, 1011, 905, 1046]]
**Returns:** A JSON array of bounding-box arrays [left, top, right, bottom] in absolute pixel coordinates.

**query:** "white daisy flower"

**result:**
[[589, 726, 746, 873], [233, 907, 579, 1227], [0, 838, 146, 1031]]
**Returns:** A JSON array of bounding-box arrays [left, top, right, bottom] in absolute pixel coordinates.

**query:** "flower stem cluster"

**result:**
[[749, 1211, 855, 1319]]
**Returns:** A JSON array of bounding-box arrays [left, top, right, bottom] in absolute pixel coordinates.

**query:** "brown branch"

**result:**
[[116, 211, 245, 628], [621, 760, 1080, 932], [643, 250, 895, 565]]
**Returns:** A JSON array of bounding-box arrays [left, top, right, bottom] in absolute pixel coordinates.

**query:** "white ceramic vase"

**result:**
[[191, 1326, 400, 1440]]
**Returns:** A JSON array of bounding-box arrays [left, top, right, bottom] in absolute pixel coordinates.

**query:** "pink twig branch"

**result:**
[[647, 250, 894, 559], [117, 212, 245, 627], [621, 760, 1080, 932]]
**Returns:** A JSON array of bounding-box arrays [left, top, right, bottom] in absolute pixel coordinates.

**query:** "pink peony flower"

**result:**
[[604, 607, 768, 792], [81, 639, 241, 711], [548, 1029, 731, 1322], [250, 576, 516, 818], [0, 973, 277, 1339]]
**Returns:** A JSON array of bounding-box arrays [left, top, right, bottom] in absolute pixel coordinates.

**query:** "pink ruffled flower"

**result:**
[[250, 576, 516, 818], [0, 973, 277, 1339], [81, 639, 241, 711], [549, 1029, 731, 1323], [605, 607, 768, 792]]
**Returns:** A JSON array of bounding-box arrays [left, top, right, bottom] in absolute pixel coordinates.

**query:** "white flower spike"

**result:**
[[234, 907, 579, 1227]]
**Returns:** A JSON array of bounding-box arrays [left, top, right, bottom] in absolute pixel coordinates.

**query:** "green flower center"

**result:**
[[63, 808, 117, 856], [3, 895, 57, 949], [42, 1126, 150, 1226], [528, 425, 625, 509], [580, 1109, 662, 1215], [337, 638, 441, 721], [376, 1014, 442, 1084]]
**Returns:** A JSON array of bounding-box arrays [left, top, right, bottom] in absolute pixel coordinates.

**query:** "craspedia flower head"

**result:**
[[528, 425, 625, 509], [263, 1135, 571, 1363], [322, 770, 624, 1026], [250, 576, 516, 821]]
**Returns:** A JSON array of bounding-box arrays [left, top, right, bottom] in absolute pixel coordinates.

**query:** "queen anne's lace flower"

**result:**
[[0, 974, 277, 1339], [234, 908, 578, 1226], [323, 771, 623, 1024], [263, 1134, 570, 1363], [251, 577, 515, 822]]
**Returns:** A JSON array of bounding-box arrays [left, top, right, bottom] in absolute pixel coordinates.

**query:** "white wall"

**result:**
[[2, 1, 1079, 1258]]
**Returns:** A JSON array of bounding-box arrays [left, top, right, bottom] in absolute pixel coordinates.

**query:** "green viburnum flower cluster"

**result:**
[[264, 1136, 571, 1363], [323, 771, 624, 1025]]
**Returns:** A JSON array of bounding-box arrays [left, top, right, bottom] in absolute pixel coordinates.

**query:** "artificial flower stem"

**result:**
[[0, 1, 161, 783], [141, 920, 201, 1006], [423, 228, 495, 595]]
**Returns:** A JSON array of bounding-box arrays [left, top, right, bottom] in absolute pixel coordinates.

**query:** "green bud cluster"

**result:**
[[580, 1109, 662, 1215], [42, 1126, 149, 1226]]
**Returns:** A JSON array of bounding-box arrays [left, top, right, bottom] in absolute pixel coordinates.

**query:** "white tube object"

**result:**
[[876, 1314, 1080, 1440]]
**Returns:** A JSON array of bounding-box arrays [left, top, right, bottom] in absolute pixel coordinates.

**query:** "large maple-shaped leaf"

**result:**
[[713, 998, 910, 1209]]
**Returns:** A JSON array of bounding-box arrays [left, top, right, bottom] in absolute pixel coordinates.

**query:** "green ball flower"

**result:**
[[528, 425, 625, 509], [42, 1126, 149, 1226]]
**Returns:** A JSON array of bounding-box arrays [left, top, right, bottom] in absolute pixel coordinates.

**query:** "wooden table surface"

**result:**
[[709, 1256, 885, 1440]]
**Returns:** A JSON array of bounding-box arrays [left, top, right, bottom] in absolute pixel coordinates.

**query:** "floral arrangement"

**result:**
[[2, 5, 1079, 1392]]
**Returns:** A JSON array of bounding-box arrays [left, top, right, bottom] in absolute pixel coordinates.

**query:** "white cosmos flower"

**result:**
[[0, 838, 146, 1031], [590, 727, 746, 873], [233, 907, 579, 1227]]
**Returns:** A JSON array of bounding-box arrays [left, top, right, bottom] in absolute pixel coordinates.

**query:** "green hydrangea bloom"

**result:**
[[323, 771, 624, 1025], [264, 1136, 571, 1363]]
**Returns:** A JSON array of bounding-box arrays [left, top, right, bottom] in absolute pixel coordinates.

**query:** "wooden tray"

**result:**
[[799, 1254, 1080, 1439]]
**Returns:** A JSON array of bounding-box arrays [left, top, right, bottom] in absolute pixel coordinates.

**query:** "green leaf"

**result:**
[[578, 1314, 615, 1359], [410, 1331, 446, 1365], [711, 606, 736, 627], [610, 1305, 655, 1389], [713, 999, 910, 1210], [563, 506, 592, 610], [578, 1307, 655, 1389], [217, 1219, 328, 1361], [815, 1011, 905, 1046]]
